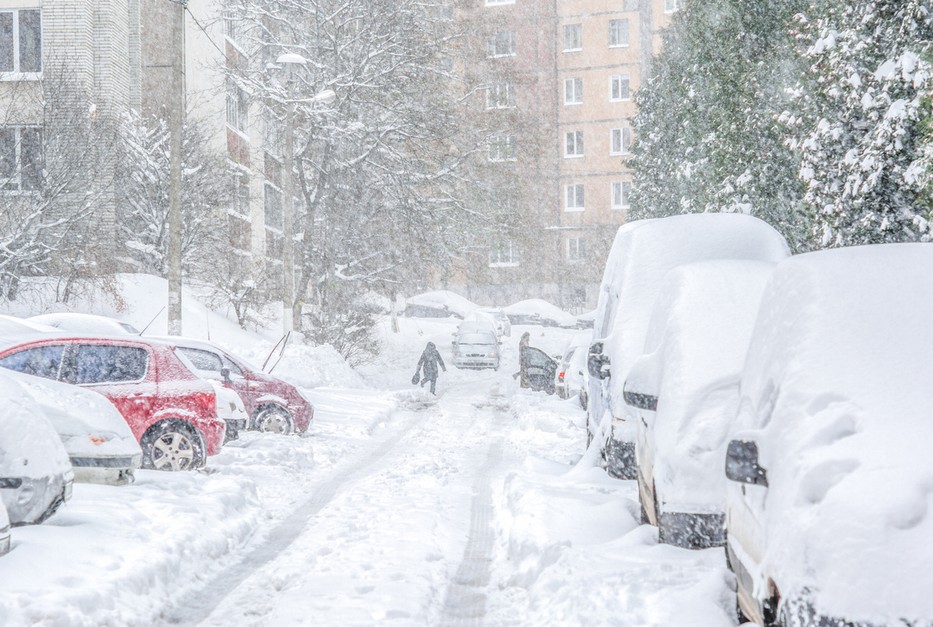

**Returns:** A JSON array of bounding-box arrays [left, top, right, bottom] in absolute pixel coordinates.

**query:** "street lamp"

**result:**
[[276, 52, 334, 333]]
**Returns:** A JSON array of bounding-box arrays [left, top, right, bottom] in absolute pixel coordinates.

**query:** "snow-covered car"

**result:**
[[160, 337, 313, 435], [477, 308, 511, 337], [624, 260, 774, 549], [0, 373, 74, 525], [0, 314, 60, 336], [206, 379, 248, 443], [404, 290, 477, 319], [586, 214, 789, 479], [451, 329, 500, 370], [724, 244, 933, 627], [1, 369, 142, 485], [0, 500, 9, 555], [504, 299, 577, 328], [29, 312, 140, 335], [554, 333, 589, 408], [0, 335, 226, 471]]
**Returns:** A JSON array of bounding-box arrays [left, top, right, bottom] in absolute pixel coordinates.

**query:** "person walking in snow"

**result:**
[[413, 341, 446, 395]]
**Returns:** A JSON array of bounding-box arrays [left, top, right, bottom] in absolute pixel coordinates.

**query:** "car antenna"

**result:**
[[138, 306, 166, 336], [206, 310, 211, 342], [261, 332, 290, 372]]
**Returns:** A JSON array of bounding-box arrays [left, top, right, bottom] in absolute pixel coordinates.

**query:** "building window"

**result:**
[[562, 24, 582, 52], [263, 106, 283, 157], [564, 77, 583, 105], [226, 79, 249, 135], [565, 183, 584, 211], [263, 181, 283, 230], [489, 240, 520, 267], [610, 74, 631, 101], [665, 0, 683, 13], [610, 127, 632, 155], [611, 181, 632, 209], [567, 237, 586, 261], [564, 130, 584, 158], [486, 82, 514, 109], [0, 9, 41, 75], [488, 134, 516, 161], [608, 19, 629, 48], [488, 29, 516, 57], [0, 126, 41, 191]]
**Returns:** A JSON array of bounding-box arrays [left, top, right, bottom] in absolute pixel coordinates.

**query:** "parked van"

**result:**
[[586, 214, 789, 478]]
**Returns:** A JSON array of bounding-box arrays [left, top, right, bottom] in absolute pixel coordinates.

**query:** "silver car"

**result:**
[[452, 330, 500, 370]]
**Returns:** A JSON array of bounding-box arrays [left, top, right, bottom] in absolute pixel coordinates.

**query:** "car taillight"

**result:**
[[559, 371, 565, 382]]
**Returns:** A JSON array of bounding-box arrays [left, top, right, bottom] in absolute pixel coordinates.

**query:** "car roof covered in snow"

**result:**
[[405, 290, 478, 318], [734, 243, 933, 622], [503, 299, 578, 328], [29, 313, 140, 335]]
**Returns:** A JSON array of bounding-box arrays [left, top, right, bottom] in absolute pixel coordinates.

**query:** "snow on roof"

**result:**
[[636, 260, 775, 511], [29, 312, 139, 335], [405, 290, 478, 318], [736, 243, 933, 622], [594, 214, 789, 439], [0, 314, 60, 336], [503, 299, 578, 327]]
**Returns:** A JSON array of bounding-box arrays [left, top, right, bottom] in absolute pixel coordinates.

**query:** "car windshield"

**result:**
[[458, 333, 496, 346]]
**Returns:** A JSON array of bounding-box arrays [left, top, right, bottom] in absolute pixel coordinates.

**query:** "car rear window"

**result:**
[[0, 345, 65, 379], [74, 345, 148, 384]]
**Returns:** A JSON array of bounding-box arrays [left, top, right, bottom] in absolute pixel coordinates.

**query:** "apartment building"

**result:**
[[456, 0, 680, 310]]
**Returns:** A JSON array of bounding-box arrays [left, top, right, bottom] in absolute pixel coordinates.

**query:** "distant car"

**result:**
[[623, 260, 774, 549], [0, 373, 74, 525], [161, 337, 313, 435], [0, 335, 226, 471], [404, 290, 478, 319], [724, 244, 933, 627], [476, 308, 511, 337], [586, 214, 789, 479], [2, 368, 142, 485], [554, 335, 589, 408], [0, 501, 9, 556], [504, 299, 578, 328], [29, 312, 140, 335], [451, 329, 500, 370]]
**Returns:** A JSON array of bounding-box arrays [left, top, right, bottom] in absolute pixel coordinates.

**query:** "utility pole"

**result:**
[[167, 0, 186, 335], [281, 72, 297, 333]]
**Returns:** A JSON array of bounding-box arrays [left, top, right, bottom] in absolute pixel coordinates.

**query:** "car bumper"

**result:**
[[604, 437, 637, 480], [453, 356, 499, 369], [223, 417, 248, 443], [658, 511, 725, 549], [70, 452, 142, 486], [0, 474, 73, 526], [779, 595, 930, 627]]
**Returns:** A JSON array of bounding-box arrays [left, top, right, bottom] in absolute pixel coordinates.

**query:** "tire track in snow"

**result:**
[[162, 407, 433, 626], [440, 438, 504, 626]]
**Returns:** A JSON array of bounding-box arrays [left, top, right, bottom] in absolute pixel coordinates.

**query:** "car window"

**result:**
[[74, 345, 148, 384], [178, 347, 223, 373], [0, 345, 65, 379], [523, 346, 554, 368]]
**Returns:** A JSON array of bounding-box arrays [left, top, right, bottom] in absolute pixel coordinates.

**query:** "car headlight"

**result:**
[[487, 351, 497, 357]]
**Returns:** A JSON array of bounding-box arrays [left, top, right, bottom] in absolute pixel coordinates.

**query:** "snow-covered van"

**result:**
[[724, 244, 933, 626], [624, 260, 774, 548], [586, 214, 789, 479]]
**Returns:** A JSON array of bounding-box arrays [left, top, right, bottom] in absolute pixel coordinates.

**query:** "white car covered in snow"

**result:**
[[0, 500, 9, 555], [29, 312, 140, 335], [724, 244, 933, 627], [623, 260, 774, 549], [0, 373, 74, 525], [1, 369, 142, 485], [586, 214, 789, 479], [404, 290, 477, 319]]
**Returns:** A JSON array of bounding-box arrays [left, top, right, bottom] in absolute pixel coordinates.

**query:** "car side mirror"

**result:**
[[220, 366, 231, 383], [587, 342, 610, 380], [725, 439, 768, 487]]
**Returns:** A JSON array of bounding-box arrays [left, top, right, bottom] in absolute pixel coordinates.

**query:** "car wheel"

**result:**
[[141, 421, 204, 472], [254, 406, 294, 435]]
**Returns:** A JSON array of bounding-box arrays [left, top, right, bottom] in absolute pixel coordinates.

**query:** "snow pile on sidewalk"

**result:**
[[488, 392, 736, 627]]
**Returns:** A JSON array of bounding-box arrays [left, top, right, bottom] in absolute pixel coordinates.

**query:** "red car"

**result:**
[[0, 334, 226, 471], [163, 337, 313, 435]]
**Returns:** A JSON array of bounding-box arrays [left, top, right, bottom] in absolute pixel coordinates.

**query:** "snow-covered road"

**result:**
[[0, 320, 738, 626]]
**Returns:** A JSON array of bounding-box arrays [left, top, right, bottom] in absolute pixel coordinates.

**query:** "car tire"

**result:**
[[141, 420, 205, 472], [638, 494, 650, 525], [253, 405, 295, 435]]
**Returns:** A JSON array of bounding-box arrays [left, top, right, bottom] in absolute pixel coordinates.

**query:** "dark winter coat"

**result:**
[[416, 342, 446, 380]]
